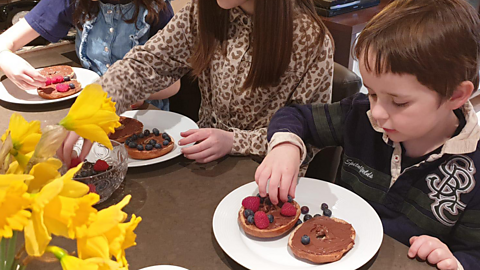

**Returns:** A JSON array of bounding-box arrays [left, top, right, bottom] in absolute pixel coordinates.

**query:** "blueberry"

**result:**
[[247, 215, 254, 224], [287, 195, 293, 203], [323, 208, 332, 217], [138, 133, 144, 138], [131, 134, 138, 140], [80, 170, 89, 177], [155, 143, 162, 149], [128, 142, 137, 148], [69, 83, 75, 89], [162, 133, 169, 139], [145, 144, 153, 150], [244, 209, 254, 218], [314, 214, 322, 217], [267, 214, 274, 223], [301, 206, 309, 214], [295, 219, 303, 226], [125, 139, 131, 145], [136, 145, 144, 151], [256, 193, 265, 203], [304, 214, 312, 222], [301, 235, 310, 245], [163, 140, 169, 146], [64, 76, 71, 81], [149, 139, 156, 145], [144, 129, 150, 136], [152, 128, 160, 136], [321, 203, 329, 211]]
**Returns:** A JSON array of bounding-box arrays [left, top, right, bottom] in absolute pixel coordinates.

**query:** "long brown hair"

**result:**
[[72, 0, 168, 30], [190, 0, 329, 90], [354, 0, 480, 98]]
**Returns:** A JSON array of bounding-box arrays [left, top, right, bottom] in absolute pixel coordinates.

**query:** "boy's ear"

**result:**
[[448, 81, 475, 110]]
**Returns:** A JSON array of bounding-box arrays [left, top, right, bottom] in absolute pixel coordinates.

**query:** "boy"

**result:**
[[255, 0, 480, 269]]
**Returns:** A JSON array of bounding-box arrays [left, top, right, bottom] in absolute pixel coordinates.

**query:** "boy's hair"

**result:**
[[73, 0, 169, 31], [190, 0, 329, 91], [354, 0, 480, 98]]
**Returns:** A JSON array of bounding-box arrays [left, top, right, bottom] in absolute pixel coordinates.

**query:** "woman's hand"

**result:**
[[255, 143, 301, 205], [0, 50, 46, 90], [179, 128, 234, 163], [408, 235, 458, 270]]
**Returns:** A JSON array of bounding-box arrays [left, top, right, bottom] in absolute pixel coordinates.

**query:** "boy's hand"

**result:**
[[179, 128, 234, 163], [408, 235, 458, 270], [255, 143, 301, 205]]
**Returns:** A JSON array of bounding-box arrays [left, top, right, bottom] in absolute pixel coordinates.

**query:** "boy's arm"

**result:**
[[268, 101, 346, 163], [98, 2, 197, 115]]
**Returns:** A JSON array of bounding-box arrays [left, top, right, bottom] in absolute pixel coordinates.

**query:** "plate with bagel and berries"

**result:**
[[110, 110, 199, 167], [0, 65, 99, 105], [213, 177, 383, 270]]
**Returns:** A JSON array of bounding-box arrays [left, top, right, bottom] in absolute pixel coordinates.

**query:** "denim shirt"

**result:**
[[75, 2, 169, 110]]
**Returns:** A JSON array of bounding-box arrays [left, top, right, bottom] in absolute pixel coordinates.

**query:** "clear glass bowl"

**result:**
[[72, 139, 128, 204]]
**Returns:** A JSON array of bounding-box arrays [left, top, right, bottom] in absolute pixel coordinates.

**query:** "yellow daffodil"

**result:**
[[43, 193, 99, 239], [25, 158, 62, 193], [0, 174, 33, 189], [1, 114, 42, 156], [104, 214, 142, 267], [59, 84, 120, 149], [46, 246, 122, 270], [58, 163, 89, 198], [0, 181, 31, 241], [24, 177, 64, 256], [76, 195, 131, 260]]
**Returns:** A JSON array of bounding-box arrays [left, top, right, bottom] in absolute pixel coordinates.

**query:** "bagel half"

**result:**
[[109, 117, 144, 143], [288, 216, 355, 263], [238, 200, 301, 238]]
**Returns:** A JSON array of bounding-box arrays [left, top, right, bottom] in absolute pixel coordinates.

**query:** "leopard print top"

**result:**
[[98, 1, 333, 157]]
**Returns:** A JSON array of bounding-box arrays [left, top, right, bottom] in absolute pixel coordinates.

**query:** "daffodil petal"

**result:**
[[71, 125, 113, 149], [0, 174, 34, 189], [24, 210, 52, 256]]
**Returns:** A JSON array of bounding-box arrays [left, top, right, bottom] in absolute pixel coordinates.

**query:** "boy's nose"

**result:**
[[371, 102, 389, 122]]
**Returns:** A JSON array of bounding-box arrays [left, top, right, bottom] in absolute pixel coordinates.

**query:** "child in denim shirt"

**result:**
[[0, 0, 179, 109]]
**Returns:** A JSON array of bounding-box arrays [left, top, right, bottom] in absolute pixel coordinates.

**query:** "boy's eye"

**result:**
[[393, 101, 409, 107]]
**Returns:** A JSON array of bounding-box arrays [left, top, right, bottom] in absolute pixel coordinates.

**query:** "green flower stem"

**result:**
[[0, 237, 6, 270], [5, 232, 17, 270]]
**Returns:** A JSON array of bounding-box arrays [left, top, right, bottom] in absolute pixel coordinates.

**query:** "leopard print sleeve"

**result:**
[[98, 1, 198, 115], [230, 32, 334, 157]]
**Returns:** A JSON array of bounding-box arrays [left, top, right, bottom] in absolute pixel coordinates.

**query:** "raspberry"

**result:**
[[88, 184, 97, 194], [53, 75, 64, 83], [69, 157, 81, 169], [56, 84, 69, 92], [281, 202, 297, 217], [242, 196, 260, 212], [93, 160, 109, 172], [254, 211, 269, 229], [45, 78, 52, 86]]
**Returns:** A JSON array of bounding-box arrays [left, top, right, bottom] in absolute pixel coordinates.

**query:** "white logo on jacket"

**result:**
[[426, 156, 476, 226], [344, 159, 374, 179]]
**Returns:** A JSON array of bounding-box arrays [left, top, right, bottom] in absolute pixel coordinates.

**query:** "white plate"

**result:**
[[121, 110, 198, 167], [139, 266, 188, 270], [0, 67, 99, 104], [213, 177, 383, 270]]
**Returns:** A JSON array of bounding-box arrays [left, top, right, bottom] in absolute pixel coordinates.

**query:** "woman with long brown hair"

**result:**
[[62, 0, 334, 167], [0, 0, 179, 109]]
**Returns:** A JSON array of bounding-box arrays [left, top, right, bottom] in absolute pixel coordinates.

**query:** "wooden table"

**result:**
[[320, 0, 392, 70], [0, 44, 436, 270]]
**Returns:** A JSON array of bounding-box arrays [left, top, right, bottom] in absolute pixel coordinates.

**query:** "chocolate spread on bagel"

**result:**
[[291, 216, 354, 255], [109, 117, 143, 143]]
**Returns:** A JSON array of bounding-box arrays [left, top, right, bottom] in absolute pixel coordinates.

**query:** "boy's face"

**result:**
[[359, 59, 453, 144]]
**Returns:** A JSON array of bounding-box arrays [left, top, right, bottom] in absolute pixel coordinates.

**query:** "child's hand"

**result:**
[[0, 51, 46, 90], [255, 143, 301, 205], [56, 131, 92, 168], [179, 128, 234, 163], [408, 235, 458, 270]]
